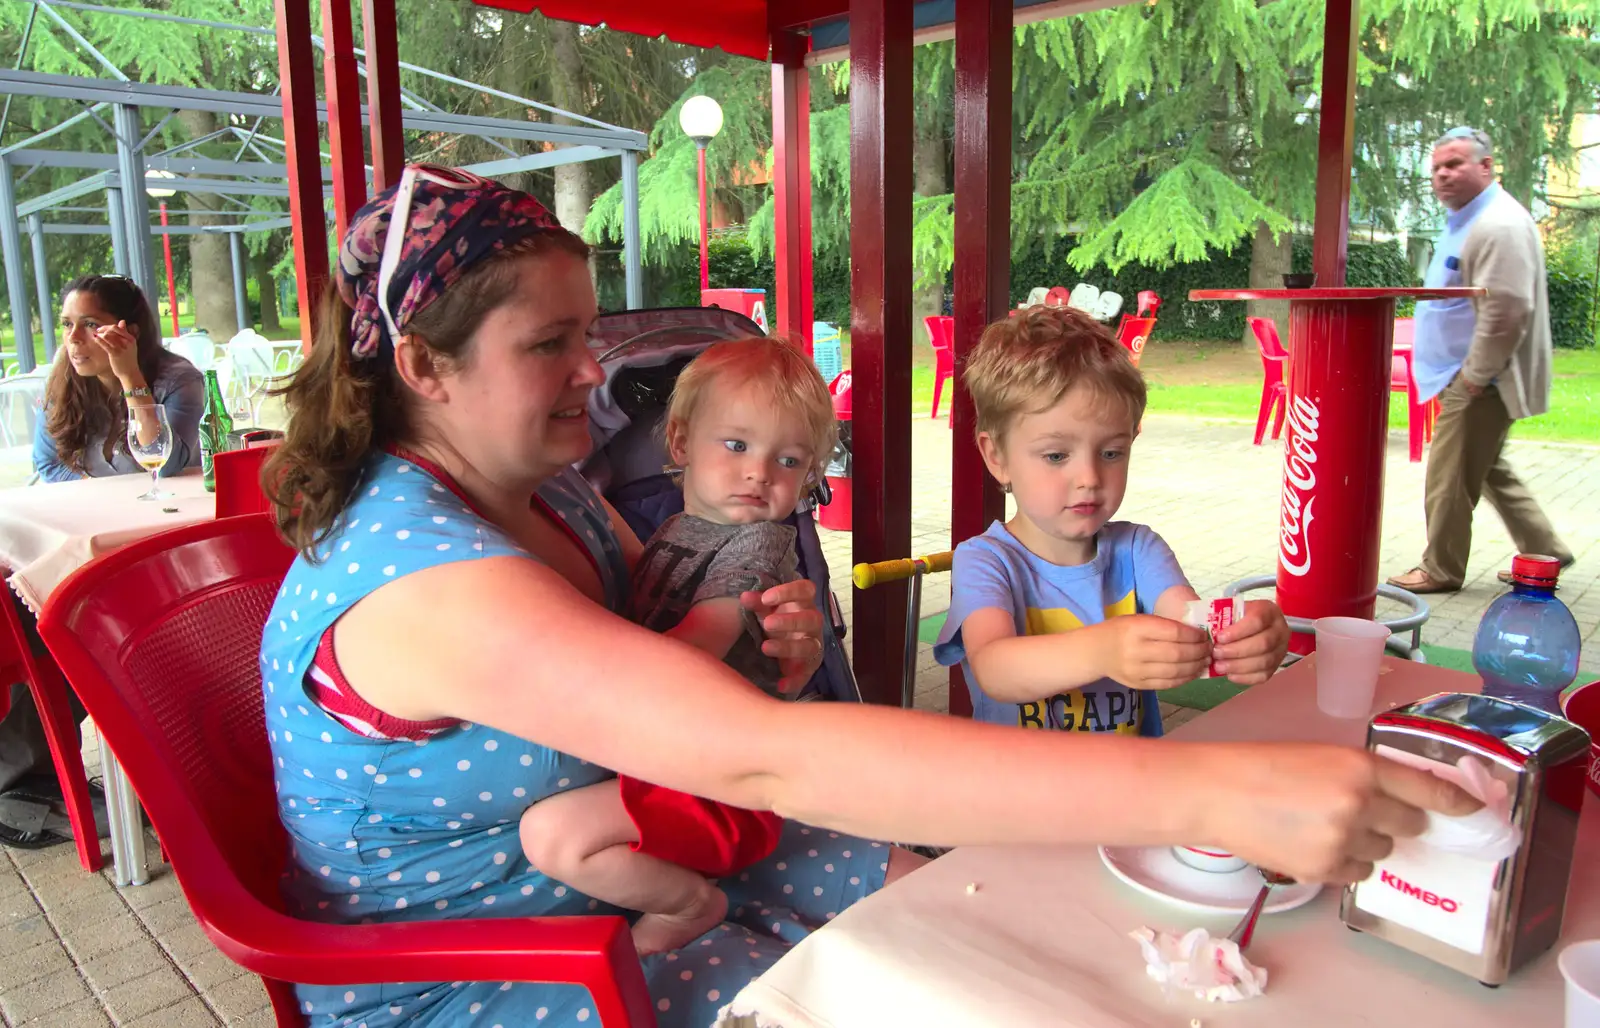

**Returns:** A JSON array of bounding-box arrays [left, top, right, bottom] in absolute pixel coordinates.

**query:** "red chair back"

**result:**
[[1136, 290, 1162, 317], [924, 315, 954, 354], [214, 441, 279, 520], [1114, 316, 1156, 366], [1248, 316, 1289, 364], [1392, 317, 1415, 349], [38, 515, 655, 1027], [41, 517, 295, 891]]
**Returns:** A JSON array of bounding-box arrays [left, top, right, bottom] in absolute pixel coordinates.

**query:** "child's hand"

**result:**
[[1097, 615, 1211, 690], [1211, 600, 1290, 684]]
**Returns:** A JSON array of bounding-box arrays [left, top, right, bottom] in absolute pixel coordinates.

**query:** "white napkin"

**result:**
[[1381, 748, 1522, 862], [1129, 926, 1268, 1003]]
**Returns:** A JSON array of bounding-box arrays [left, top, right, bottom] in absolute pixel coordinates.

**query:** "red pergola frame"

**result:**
[[275, 0, 1362, 712]]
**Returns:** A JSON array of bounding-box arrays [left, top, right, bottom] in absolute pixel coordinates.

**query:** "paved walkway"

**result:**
[[1, 413, 1595, 1025]]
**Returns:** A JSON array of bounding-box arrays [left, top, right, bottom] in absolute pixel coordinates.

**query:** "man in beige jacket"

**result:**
[[1389, 127, 1572, 595]]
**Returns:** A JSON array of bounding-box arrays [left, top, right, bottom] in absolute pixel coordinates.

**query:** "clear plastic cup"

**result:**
[[1313, 617, 1392, 719], [1560, 939, 1600, 1027]]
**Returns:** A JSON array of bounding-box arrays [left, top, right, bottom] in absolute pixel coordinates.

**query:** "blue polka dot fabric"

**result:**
[[261, 452, 889, 1026]]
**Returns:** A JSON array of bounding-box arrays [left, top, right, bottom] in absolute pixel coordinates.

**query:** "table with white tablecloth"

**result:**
[[0, 469, 215, 885], [730, 657, 1596, 1027]]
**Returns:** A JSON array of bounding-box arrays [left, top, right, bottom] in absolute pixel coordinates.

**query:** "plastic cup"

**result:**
[[1560, 939, 1600, 1027], [1314, 617, 1392, 719]]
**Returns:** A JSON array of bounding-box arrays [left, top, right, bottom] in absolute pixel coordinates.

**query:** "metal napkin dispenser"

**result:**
[[1339, 692, 1590, 986]]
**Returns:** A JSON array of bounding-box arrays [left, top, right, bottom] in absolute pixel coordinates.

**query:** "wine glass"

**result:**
[[126, 403, 173, 501]]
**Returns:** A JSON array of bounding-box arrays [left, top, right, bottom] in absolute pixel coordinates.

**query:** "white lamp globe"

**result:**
[[679, 95, 724, 144], [145, 169, 177, 198]]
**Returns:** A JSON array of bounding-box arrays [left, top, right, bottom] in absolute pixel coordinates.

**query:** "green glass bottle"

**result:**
[[199, 370, 233, 493]]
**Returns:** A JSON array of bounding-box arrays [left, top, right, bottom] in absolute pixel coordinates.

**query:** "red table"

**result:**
[[1188, 288, 1485, 643]]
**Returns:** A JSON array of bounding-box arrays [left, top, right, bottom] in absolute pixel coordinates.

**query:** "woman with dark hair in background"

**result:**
[[32, 274, 203, 482], [2, 275, 204, 848]]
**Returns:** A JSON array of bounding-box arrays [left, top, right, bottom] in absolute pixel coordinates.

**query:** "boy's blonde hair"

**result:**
[[963, 306, 1147, 444], [667, 336, 838, 476]]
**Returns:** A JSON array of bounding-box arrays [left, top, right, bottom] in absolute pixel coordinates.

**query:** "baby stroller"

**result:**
[[578, 307, 860, 704]]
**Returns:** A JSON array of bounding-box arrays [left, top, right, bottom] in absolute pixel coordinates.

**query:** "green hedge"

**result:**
[[1546, 241, 1597, 350], [598, 230, 1594, 349]]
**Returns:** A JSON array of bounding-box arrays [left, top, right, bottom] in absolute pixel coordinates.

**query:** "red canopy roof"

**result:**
[[469, 0, 791, 60]]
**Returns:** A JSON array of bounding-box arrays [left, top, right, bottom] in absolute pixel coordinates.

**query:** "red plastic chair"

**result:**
[[1248, 317, 1290, 446], [1115, 316, 1157, 368], [37, 515, 655, 1028], [1390, 318, 1432, 463], [0, 592, 101, 871], [214, 441, 279, 519], [1136, 290, 1162, 318], [924, 315, 955, 424]]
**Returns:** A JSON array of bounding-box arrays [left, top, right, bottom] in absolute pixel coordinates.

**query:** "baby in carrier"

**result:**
[[519, 336, 838, 954]]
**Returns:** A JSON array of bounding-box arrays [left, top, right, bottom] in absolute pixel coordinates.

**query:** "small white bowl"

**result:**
[[1172, 846, 1248, 874]]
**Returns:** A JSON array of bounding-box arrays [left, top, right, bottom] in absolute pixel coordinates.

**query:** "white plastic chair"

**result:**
[[224, 330, 301, 425], [164, 331, 217, 374], [1067, 283, 1100, 312], [1094, 291, 1125, 322], [1023, 286, 1051, 309], [0, 370, 47, 484]]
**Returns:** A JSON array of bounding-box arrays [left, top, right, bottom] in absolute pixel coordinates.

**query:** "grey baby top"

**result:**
[[628, 513, 799, 698]]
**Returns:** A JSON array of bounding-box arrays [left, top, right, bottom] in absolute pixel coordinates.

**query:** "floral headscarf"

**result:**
[[335, 164, 563, 360]]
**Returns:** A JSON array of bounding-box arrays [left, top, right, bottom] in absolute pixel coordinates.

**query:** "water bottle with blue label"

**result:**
[[1471, 554, 1581, 714]]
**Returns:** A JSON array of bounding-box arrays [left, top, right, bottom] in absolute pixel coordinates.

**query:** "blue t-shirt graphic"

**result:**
[[933, 521, 1190, 735]]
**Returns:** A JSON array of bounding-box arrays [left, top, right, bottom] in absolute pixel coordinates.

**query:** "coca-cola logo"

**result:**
[[1380, 869, 1460, 913], [1279, 395, 1320, 577], [1130, 333, 1148, 355]]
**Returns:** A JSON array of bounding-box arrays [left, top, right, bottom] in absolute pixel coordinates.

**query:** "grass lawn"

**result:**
[[1140, 339, 1599, 445], [851, 332, 1598, 445]]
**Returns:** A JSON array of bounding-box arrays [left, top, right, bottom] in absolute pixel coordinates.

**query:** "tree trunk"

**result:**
[[176, 109, 239, 339], [912, 101, 947, 353], [254, 250, 281, 334], [546, 20, 593, 240], [1245, 221, 1292, 348]]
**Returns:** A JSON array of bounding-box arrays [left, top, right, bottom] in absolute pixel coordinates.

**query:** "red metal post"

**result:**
[[771, 30, 815, 353], [158, 203, 179, 338], [361, 0, 405, 192], [321, 0, 367, 241], [1310, 0, 1358, 287], [848, 0, 914, 708], [274, 0, 330, 351], [947, 0, 1012, 718], [696, 144, 711, 293]]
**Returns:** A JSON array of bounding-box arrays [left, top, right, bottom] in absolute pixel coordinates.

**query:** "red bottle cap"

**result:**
[[1510, 553, 1562, 588]]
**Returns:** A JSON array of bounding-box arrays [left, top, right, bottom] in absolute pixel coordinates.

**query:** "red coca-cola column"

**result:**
[[1276, 298, 1396, 627], [1191, 287, 1483, 652]]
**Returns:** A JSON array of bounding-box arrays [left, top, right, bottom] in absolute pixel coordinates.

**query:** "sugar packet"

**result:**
[[1182, 596, 1245, 678]]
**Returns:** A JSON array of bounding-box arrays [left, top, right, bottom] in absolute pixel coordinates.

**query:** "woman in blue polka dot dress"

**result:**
[[260, 165, 1478, 1027]]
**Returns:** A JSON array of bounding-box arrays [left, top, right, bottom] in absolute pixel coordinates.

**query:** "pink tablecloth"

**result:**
[[727, 658, 1595, 1027], [0, 470, 214, 612]]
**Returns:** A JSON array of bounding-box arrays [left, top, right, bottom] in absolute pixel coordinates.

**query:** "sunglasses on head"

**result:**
[[374, 165, 489, 343]]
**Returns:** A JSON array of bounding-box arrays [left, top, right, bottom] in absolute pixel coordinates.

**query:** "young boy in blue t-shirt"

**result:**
[[934, 307, 1291, 734]]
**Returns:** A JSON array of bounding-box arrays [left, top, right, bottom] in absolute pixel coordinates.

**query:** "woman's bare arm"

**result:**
[[335, 557, 1476, 884]]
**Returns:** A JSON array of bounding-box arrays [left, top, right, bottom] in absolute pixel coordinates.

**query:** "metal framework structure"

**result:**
[[0, 0, 647, 371]]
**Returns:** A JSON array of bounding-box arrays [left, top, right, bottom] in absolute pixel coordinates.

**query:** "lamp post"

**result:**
[[145, 170, 180, 337], [679, 95, 724, 294]]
